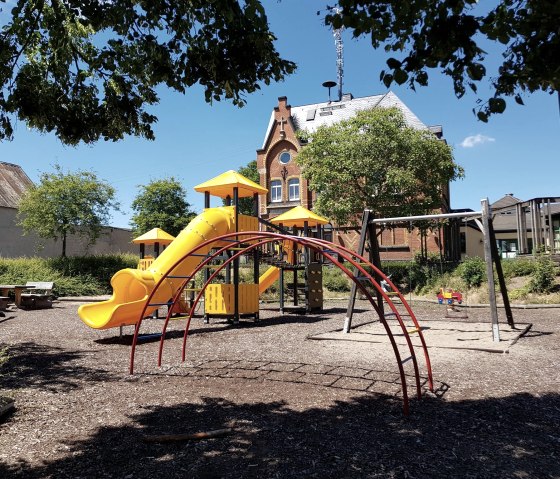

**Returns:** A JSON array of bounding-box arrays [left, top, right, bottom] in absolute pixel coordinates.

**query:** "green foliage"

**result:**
[[47, 254, 138, 291], [296, 107, 462, 226], [0, 1, 296, 144], [501, 258, 536, 278], [408, 253, 448, 293], [327, 1, 560, 121], [322, 266, 351, 292], [130, 178, 196, 237], [223, 161, 260, 216], [0, 254, 137, 297], [17, 165, 119, 257], [380, 261, 414, 291], [508, 288, 528, 301], [456, 256, 487, 288], [528, 255, 556, 293]]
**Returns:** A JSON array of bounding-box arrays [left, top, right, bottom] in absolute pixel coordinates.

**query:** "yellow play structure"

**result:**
[[78, 169, 330, 329], [79, 170, 268, 329]]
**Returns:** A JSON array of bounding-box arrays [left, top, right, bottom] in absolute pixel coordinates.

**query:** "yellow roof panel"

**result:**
[[132, 228, 176, 245], [270, 206, 330, 228], [194, 170, 268, 199]]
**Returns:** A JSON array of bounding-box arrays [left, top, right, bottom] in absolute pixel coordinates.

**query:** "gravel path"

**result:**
[[1, 299, 559, 478]]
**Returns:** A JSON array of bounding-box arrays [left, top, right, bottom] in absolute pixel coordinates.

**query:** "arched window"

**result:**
[[270, 180, 282, 202], [288, 178, 300, 201]]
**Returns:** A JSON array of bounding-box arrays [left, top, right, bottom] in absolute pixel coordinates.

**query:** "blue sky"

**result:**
[[2, 1, 559, 228]]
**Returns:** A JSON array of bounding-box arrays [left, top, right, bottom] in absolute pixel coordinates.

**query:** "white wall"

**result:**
[[0, 207, 136, 258]]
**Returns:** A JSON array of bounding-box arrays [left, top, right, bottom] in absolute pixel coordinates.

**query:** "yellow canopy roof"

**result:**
[[270, 206, 330, 228], [194, 170, 268, 199], [132, 228, 176, 245]]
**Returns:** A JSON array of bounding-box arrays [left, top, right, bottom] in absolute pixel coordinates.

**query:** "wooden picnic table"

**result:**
[[0, 284, 35, 308]]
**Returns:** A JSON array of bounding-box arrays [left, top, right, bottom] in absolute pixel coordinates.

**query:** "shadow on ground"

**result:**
[[95, 308, 350, 346], [0, 342, 118, 391], [1, 392, 558, 478]]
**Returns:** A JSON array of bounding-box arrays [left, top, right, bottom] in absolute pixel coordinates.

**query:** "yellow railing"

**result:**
[[137, 256, 155, 271]]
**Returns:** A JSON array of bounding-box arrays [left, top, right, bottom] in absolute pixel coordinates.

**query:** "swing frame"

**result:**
[[344, 199, 514, 342]]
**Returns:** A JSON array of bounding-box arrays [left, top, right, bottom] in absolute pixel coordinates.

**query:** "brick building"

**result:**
[[256, 91, 456, 261]]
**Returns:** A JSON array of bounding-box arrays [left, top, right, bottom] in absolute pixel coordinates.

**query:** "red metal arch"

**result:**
[[130, 231, 433, 415]]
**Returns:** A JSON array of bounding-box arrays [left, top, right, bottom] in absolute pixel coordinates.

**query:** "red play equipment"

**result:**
[[82, 171, 434, 415], [437, 288, 463, 305], [129, 230, 434, 415]]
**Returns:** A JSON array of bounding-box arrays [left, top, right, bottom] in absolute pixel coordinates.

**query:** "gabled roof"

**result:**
[[0, 162, 34, 208], [132, 228, 175, 245], [491, 194, 522, 211], [261, 91, 429, 149], [194, 170, 268, 199], [270, 205, 329, 228], [490, 195, 560, 231]]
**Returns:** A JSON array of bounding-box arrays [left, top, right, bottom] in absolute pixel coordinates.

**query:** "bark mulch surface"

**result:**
[[0, 300, 559, 478]]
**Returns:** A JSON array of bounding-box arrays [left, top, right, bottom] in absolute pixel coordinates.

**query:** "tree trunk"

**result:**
[[62, 233, 67, 258]]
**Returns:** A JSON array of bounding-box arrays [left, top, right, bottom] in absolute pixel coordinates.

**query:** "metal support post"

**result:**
[[481, 198, 501, 342], [344, 210, 370, 333], [233, 187, 239, 323]]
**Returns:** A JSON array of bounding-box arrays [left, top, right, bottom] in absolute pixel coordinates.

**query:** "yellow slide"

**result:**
[[78, 207, 236, 329], [258, 239, 297, 294], [258, 266, 280, 295]]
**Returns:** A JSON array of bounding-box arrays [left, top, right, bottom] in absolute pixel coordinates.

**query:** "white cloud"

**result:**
[[460, 134, 496, 148]]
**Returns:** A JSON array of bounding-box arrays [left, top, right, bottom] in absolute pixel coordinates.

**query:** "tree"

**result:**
[[325, 1, 560, 121], [296, 107, 463, 226], [222, 160, 259, 216], [17, 165, 119, 257], [0, 1, 296, 145], [130, 178, 196, 237]]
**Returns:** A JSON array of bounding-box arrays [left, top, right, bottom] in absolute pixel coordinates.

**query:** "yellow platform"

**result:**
[[205, 283, 259, 315]]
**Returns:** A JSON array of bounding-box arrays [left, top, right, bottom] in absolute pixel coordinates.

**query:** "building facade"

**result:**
[[0, 162, 136, 258], [256, 92, 455, 261]]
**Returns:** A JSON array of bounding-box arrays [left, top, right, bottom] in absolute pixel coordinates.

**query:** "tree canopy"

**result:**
[[130, 177, 196, 237], [325, 1, 560, 121], [0, 0, 296, 145], [17, 165, 119, 257], [296, 107, 463, 225]]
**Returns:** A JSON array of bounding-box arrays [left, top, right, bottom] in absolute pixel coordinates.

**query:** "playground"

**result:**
[[1, 170, 559, 477], [0, 299, 559, 478]]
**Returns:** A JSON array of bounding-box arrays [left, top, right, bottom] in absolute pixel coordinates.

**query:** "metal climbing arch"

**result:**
[[129, 231, 434, 415]]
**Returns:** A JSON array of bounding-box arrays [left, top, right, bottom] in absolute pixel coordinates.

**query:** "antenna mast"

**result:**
[[333, 7, 344, 101]]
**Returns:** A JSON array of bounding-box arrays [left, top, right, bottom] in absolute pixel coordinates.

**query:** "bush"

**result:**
[[501, 258, 535, 278], [528, 255, 556, 293], [508, 288, 528, 301], [322, 266, 351, 292], [0, 254, 138, 297], [380, 261, 414, 291], [457, 256, 487, 288], [47, 254, 138, 288], [407, 253, 451, 293]]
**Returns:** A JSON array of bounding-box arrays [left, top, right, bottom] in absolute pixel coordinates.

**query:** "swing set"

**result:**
[[344, 199, 514, 342]]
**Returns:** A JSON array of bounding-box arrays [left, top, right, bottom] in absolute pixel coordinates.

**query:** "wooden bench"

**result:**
[[19, 282, 54, 310]]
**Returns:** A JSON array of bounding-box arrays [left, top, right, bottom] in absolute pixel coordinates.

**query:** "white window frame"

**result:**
[[288, 178, 300, 201], [270, 179, 282, 202]]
